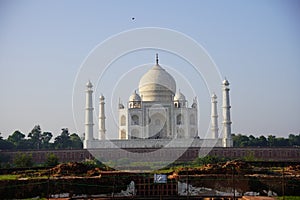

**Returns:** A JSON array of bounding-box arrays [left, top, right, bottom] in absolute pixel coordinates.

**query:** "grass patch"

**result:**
[[276, 196, 300, 200], [0, 174, 50, 180], [0, 174, 19, 180], [153, 168, 174, 174]]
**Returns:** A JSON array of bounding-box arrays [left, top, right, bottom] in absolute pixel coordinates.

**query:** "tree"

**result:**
[[0, 153, 11, 168], [54, 128, 72, 149], [13, 153, 33, 168], [7, 130, 30, 149], [8, 130, 25, 145], [0, 133, 14, 150], [267, 135, 276, 147], [248, 135, 256, 146], [70, 133, 83, 149], [41, 131, 53, 149], [193, 155, 221, 166], [45, 153, 59, 167], [28, 125, 42, 149], [257, 135, 268, 146], [288, 133, 300, 146], [232, 134, 250, 147], [243, 151, 257, 161], [275, 137, 289, 146], [233, 133, 299, 147]]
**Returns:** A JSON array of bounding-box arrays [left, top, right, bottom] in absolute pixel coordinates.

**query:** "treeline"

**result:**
[[1, 127, 299, 149], [0, 125, 83, 150], [232, 133, 300, 147]]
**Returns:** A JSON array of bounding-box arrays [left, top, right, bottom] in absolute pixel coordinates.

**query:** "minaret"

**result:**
[[84, 81, 94, 148], [211, 93, 219, 139], [222, 79, 232, 147], [98, 94, 106, 140]]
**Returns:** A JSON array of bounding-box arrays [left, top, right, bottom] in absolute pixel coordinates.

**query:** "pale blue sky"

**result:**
[[0, 0, 299, 139]]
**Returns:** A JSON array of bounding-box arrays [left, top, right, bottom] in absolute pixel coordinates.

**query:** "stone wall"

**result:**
[[1, 147, 299, 165]]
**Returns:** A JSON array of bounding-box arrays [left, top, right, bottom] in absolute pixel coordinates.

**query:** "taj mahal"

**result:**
[[83, 54, 233, 149]]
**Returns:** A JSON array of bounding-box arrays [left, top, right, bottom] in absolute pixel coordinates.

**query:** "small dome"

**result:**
[[174, 91, 186, 101], [86, 81, 93, 88], [99, 94, 105, 100], [222, 79, 229, 86], [129, 91, 141, 102], [211, 93, 217, 99]]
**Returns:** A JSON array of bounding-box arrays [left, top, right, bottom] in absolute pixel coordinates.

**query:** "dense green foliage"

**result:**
[[1, 128, 299, 150], [13, 153, 33, 168], [192, 155, 227, 165], [0, 134, 14, 150], [44, 153, 59, 167], [158, 155, 230, 172], [54, 128, 83, 149], [232, 133, 300, 147], [0, 126, 83, 150]]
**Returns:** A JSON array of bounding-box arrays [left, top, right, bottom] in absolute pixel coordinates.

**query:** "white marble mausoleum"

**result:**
[[83, 54, 233, 149]]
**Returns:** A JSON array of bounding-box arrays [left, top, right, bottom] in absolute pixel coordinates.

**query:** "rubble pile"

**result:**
[[86, 167, 102, 176], [50, 162, 93, 177], [285, 165, 300, 175], [222, 160, 253, 173], [179, 160, 253, 175]]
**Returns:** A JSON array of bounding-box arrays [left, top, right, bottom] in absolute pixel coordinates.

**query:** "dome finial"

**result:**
[[156, 53, 159, 65], [222, 77, 229, 86]]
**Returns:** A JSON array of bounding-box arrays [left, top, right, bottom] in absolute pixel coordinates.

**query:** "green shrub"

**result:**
[[44, 153, 59, 167], [13, 153, 33, 168]]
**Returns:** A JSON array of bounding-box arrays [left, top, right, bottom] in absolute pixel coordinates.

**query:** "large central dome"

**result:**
[[139, 55, 176, 102]]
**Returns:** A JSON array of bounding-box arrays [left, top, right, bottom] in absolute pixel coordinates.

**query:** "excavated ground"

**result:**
[[0, 161, 299, 199]]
